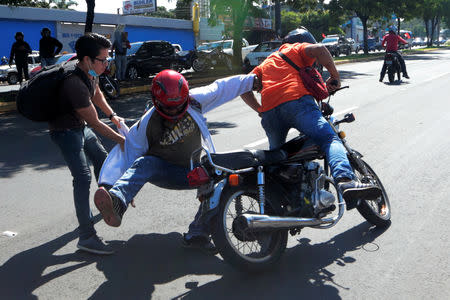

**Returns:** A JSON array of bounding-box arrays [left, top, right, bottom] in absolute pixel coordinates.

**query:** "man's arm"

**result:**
[[91, 84, 123, 128], [382, 36, 387, 48], [76, 104, 125, 149], [54, 38, 63, 56], [304, 44, 341, 91], [9, 44, 15, 65], [398, 36, 408, 45], [25, 42, 32, 54], [241, 91, 261, 113]]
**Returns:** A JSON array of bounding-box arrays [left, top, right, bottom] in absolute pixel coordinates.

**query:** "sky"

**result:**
[[74, 0, 176, 14]]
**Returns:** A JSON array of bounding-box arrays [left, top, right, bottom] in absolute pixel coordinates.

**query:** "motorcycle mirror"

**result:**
[[344, 113, 355, 123]]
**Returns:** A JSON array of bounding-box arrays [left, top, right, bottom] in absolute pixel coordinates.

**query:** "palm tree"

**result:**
[[50, 0, 78, 10]]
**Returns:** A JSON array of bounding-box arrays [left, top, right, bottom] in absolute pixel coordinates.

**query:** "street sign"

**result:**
[[123, 0, 156, 15]]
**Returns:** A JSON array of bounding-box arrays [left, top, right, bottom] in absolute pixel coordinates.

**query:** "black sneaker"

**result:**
[[182, 233, 218, 255], [403, 73, 410, 79], [338, 180, 382, 210], [94, 187, 126, 227], [77, 235, 114, 255]]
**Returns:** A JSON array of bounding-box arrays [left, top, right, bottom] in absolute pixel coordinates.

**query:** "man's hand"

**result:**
[[111, 115, 124, 129], [326, 77, 341, 93]]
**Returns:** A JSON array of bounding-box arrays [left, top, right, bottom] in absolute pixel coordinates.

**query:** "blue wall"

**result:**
[[0, 19, 56, 59], [126, 25, 195, 51]]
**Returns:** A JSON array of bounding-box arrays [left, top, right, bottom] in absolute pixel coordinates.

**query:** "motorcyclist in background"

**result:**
[[380, 25, 409, 82], [39, 27, 63, 67]]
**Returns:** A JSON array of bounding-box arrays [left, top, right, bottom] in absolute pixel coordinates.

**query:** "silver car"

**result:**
[[243, 40, 282, 73], [0, 52, 41, 85]]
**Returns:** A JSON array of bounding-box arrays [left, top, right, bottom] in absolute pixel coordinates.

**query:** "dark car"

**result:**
[[125, 40, 180, 80], [367, 38, 382, 52], [321, 35, 352, 57]]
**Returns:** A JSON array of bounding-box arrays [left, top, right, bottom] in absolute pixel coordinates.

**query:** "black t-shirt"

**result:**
[[48, 69, 97, 131], [146, 112, 201, 168], [39, 37, 63, 58]]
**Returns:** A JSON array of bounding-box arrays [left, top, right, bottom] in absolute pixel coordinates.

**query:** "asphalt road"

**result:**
[[1, 49, 449, 299]]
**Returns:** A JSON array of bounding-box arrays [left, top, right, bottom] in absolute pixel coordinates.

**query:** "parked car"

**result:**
[[367, 38, 382, 52], [0, 52, 40, 85], [321, 35, 352, 57], [125, 40, 181, 80], [29, 53, 77, 78], [243, 40, 282, 73], [198, 38, 258, 62], [346, 38, 361, 54]]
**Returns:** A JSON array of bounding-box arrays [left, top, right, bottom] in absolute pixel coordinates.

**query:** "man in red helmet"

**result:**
[[94, 70, 258, 253]]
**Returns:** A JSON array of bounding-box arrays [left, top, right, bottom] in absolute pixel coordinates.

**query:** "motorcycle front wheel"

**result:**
[[192, 58, 206, 72], [211, 186, 288, 272], [351, 159, 391, 228], [99, 76, 120, 100]]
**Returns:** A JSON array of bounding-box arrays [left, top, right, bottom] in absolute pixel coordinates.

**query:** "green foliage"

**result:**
[[281, 9, 343, 40], [145, 5, 176, 19], [50, 0, 78, 10], [175, 0, 191, 20], [0, 0, 50, 7]]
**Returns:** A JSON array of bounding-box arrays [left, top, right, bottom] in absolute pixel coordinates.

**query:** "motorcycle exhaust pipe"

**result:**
[[237, 213, 335, 231]]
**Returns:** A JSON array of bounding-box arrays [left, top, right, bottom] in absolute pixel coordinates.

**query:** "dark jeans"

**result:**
[[380, 51, 407, 79], [50, 127, 108, 240], [109, 155, 210, 239], [16, 61, 29, 82]]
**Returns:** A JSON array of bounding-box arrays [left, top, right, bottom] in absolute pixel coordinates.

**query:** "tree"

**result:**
[[50, 0, 78, 10], [0, 0, 50, 7], [417, 0, 448, 46], [328, 0, 385, 54], [145, 5, 176, 18], [387, 0, 423, 34], [209, 0, 257, 68], [85, 0, 94, 33], [175, 0, 191, 20]]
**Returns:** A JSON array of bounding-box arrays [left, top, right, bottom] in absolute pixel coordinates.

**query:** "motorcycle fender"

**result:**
[[349, 149, 364, 159], [202, 179, 227, 212]]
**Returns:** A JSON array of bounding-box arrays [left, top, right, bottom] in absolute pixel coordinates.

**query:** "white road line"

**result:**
[[423, 72, 450, 83], [243, 106, 359, 148]]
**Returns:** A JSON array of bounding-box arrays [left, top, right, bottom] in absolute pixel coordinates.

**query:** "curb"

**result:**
[[0, 101, 16, 114]]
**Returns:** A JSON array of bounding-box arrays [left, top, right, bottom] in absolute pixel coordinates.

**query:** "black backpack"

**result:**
[[16, 60, 93, 122]]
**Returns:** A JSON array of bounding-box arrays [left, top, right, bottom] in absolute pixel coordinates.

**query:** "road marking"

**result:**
[[423, 72, 450, 83], [244, 106, 359, 148], [2, 231, 17, 237]]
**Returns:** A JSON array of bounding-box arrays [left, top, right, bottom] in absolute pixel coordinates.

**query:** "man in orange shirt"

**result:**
[[241, 28, 381, 209]]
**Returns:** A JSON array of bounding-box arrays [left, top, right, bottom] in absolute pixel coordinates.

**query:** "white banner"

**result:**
[[123, 0, 156, 15]]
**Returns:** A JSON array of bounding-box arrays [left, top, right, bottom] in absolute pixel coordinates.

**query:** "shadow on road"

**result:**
[[0, 92, 239, 178], [0, 221, 389, 299]]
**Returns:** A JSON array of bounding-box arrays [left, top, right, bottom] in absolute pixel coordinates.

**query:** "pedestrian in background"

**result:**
[[39, 27, 63, 67], [49, 33, 125, 255], [9, 32, 32, 84], [112, 30, 130, 81]]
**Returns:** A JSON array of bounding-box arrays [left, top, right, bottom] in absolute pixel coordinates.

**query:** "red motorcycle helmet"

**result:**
[[151, 69, 190, 121]]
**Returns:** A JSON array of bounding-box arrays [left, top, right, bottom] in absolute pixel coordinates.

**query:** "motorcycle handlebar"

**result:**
[[328, 85, 349, 96]]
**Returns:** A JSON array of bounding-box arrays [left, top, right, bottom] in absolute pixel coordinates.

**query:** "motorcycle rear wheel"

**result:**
[[212, 186, 288, 272], [351, 159, 391, 228]]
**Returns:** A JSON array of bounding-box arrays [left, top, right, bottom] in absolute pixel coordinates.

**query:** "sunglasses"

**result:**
[[93, 57, 108, 65]]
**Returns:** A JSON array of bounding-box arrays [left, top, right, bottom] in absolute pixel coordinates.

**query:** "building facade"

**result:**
[[0, 5, 195, 58]]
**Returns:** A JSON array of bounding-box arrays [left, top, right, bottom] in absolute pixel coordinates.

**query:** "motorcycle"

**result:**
[[175, 49, 197, 72], [383, 52, 401, 83], [192, 46, 233, 73], [187, 87, 391, 272], [99, 59, 120, 100]]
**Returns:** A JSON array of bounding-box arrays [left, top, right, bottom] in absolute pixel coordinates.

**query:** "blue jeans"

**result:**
[[261, 95, 355, 181], [41, 57, 56, 67], [109, 156, 209, 238], [114, 55, 127, 81], [50, 127, 108, 240]]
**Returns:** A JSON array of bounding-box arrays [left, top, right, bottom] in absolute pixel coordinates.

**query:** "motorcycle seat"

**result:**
[[210, 149, 287, 170]]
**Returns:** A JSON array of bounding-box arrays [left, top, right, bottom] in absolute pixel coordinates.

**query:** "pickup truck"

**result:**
[[197, 38, 257, 62]]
